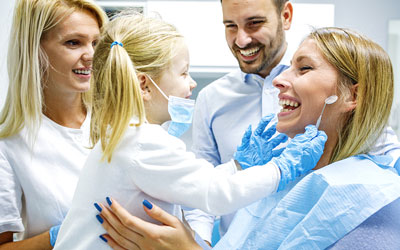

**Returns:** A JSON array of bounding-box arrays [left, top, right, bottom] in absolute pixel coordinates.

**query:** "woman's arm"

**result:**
[[0, 231, 52, 250], [98, 198, 202, 250]]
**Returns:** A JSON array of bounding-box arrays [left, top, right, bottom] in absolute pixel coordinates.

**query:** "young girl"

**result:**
[[53, 13, 326, 249]]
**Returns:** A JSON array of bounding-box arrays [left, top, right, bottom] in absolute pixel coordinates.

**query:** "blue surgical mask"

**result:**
[[147, 76, 195, 138]]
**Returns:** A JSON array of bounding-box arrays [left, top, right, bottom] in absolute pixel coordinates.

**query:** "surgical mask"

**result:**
[[147, 76, 195, 138]]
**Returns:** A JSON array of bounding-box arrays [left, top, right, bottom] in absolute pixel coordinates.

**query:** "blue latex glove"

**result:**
[[394, 157, 400, 176], [49, 224, 61, 247], [273, 125, 327, 192], [234, 114, 288, 169]]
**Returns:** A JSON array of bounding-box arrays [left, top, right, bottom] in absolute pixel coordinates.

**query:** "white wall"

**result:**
[[0, 0, 15, 109], [389, 20, 400, 136]]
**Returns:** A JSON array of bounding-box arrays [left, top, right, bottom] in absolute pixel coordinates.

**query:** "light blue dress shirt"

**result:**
[[192, 65, 289, 167], [187, 62, 289, 241]]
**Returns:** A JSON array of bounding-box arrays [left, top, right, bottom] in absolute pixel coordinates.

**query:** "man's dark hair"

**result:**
[[220, 0, 289, 14]]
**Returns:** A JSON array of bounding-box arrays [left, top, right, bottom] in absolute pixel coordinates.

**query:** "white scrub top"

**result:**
[[0, 114, 90, 240], [54, 117, 281, 250]]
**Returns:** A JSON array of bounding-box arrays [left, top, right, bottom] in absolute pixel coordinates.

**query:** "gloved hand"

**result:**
[[49, 224, 61, 247], [234, 114, 288, 169], [272, 125, 327, 191]]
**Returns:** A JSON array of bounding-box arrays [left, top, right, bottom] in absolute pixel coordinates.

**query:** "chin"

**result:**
[[276, 122, 304, 139], [239, 61, 261, 74]]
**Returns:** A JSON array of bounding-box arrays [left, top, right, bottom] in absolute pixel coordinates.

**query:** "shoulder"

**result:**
[[197, 69, 243, 99], [315, 156, 399, 183], [0, 130, 26, 155], [128, 123, 186, 151]]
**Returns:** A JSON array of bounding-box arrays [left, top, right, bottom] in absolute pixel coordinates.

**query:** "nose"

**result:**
[[272, 70, 290, 91], [189, 76, 197, 91], [82, 44, 95, 64], [235, 28, 252, 48]]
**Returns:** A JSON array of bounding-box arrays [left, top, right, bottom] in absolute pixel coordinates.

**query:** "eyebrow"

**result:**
[[62, 32, 98, 39], [182, 63, 189, 72], [295, 55, 313, 63], [223, 16, 267, 25]]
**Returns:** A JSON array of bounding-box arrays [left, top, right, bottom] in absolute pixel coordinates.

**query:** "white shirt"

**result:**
[[0, 114, 90, 240], [54, 118, 281, 250]]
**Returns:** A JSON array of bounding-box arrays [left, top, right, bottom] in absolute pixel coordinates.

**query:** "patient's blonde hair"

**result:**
[[0, 0, 107, 142], [90, 13, 183, 162], [309, 27, 393, 163]]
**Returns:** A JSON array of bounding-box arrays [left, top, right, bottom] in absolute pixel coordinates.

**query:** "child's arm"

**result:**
[[128, 125, 326, 215]]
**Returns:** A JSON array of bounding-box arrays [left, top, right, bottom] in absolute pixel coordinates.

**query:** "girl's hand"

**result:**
[[97, 198, 202, 250]]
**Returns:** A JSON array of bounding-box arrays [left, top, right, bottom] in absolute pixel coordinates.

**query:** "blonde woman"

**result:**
[[97, 27, 400, 250], [53, 13, 327, 250], [0, 0, 107, 248]]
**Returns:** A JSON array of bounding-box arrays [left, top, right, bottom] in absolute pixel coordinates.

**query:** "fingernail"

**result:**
[[143, 199, 153, 210], [106, 197, 112, 206], [99, 235, 108, 243], [96, 214, 104, 224], [94, 203, 102, 212]]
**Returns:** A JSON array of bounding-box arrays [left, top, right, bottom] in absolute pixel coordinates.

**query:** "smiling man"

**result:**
[[186, 0, 293, 244]]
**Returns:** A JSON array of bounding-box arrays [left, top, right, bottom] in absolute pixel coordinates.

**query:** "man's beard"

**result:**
[[237, 22, 285, 75]]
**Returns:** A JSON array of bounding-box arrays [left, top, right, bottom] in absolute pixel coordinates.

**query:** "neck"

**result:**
[[313, 130, 338, 170], [43, 91, 86, 129], [258, 42, 287, 78]]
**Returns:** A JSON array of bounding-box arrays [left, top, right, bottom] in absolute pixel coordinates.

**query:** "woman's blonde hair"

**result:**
[[309, 27, 394, 163], [90, 12, 184, 162], [0, 0, 107, 141]]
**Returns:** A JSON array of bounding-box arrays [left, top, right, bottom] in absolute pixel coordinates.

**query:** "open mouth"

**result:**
[[72, 69, 91, 75], [236, 46, 261, 62], [239, 47, 260, 57], [279, 98, 301, 113]]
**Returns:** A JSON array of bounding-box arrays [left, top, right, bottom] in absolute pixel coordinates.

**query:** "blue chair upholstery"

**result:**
[[327, 197, 400, 249]]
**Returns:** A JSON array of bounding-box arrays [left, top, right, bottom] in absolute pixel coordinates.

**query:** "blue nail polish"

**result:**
[[106, 197, 112, 206], [99, 235, 108, 243], [96, 214, 104, 224], [143, 199, 153, 210], [94, 203, 102, 212]]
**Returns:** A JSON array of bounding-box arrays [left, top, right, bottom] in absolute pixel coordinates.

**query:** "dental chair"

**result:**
[[328, 157, 400, 250]]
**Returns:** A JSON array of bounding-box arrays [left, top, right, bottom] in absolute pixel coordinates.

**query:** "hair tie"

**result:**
[[110, 41, 123, 48]]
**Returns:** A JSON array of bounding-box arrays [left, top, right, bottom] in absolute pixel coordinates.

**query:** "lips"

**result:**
[[278, 94, 301, 114], [239, 47, 260, 57], [233, 44, 262, 62], [72, 68, 91, 75]]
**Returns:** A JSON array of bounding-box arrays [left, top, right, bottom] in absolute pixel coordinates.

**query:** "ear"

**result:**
[[138, 73, 152, 102], [281, 2, 293, 31], [342, 84, 358, 112]]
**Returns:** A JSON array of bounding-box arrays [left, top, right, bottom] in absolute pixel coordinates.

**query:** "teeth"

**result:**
[[279, 99, 300, 107], [73, 69, 91, 75], [240, 47, 260, 56]]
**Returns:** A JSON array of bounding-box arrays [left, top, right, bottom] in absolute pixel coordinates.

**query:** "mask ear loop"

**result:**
[[147, 75, 169, 101]]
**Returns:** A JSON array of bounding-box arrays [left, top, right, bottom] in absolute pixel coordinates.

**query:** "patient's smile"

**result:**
[[279, 98, 300, 113]]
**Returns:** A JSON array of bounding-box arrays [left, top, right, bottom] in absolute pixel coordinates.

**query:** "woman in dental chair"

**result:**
[[96, 27, 400, 250]]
